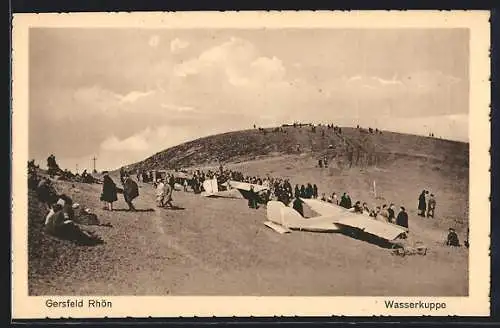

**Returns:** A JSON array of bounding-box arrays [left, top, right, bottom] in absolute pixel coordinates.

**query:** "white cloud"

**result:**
[[71, 86, 123, 114], [149, 35, 160, 48], [339, 71, 462, 98], [170, 38, 190, 53], [172, 37, 287, 88], [371, 75, 404, 86], [161, 103, 196, 112], [101, 134, 150, 152], [118, 90, 155, 104]]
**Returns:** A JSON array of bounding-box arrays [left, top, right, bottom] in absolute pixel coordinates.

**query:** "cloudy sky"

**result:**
[[29, 28, 469, 171]]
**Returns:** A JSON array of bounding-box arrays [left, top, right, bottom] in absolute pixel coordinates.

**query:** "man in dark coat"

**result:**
[[122, 176, 139, 211], [418, 190, 427, 216], [427, 194, 436, 218], [247, 185, 259, 209], [306, 183, 314, 199], [312, 184, 318, 199], [396, 206, 409, 229], [294, 185, 300, 198], [292, 196, 304, 217], [340, 193, 348, 208], [100, 172, 118, 211], [387, 203, 396, 223]]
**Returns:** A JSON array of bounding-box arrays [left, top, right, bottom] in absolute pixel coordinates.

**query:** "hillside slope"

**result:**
[[124, 126, 469, 175]]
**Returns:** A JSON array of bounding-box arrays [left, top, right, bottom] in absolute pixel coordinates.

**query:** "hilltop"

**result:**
[[124, 125, 468, 176]]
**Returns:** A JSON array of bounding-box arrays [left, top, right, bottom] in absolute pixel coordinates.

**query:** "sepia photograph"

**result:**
[[12, 11, 490, 318]]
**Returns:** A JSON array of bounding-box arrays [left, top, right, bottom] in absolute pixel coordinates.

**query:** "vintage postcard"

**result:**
[[12, 11, 491, 318]]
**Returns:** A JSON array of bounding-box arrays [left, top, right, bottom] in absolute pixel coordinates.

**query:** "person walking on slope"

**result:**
[[417, 190, 427, 217], [100, 171, 118, 211], [157, 178, 174, 208], [122, 175, 139, 211]]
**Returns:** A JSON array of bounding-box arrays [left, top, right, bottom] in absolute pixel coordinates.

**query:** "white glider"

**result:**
[[265, 198, 408, 242], [201, 178, 245, 199], [202, 179, 268, 200]]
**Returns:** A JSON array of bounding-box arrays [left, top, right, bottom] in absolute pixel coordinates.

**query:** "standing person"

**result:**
[[379, 204, 389, 221], [155, 179, 166, 207], [300, 185, 306, 198], [122, 175, 139, 211], [345, 192, 352, 209], [418, 190, 427, 217], [427, 194, 436, 218], [306, 183, 314, 199], [340, 193, 348, 208], [100, 171, 118, 211], [396, 206, 409, 229], [292, 196, 304, 217], [162, 179, 174, 208], [332, 192, 339, 205], [387, 203, 396, 223], [294, 184, 300, 198], [313, 184, 318, 199], [247, 185, 259, 209]]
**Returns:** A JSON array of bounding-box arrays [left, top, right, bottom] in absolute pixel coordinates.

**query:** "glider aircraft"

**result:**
[[265, 198, 408, 243]]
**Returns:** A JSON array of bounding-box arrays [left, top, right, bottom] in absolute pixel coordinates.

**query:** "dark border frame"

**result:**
[[8, 1, 499, 325]]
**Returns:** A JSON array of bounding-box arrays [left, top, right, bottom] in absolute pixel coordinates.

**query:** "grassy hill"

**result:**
[[28, 126, 470, 296], [124, 126, 469, 176], [122, 125, 469, 232]]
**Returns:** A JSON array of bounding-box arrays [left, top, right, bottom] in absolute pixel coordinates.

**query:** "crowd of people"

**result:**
[[29, 151, 464, 248], [136, 165, 413, 231]]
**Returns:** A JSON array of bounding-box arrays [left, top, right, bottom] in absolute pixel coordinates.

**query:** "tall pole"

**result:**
[[76, 164, 79, 174], [92, 156, 97, 173]]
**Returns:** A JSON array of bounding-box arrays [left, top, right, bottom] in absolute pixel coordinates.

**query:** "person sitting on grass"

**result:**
[[446, 228, 460, 247], [44, 198, 103, 245]]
